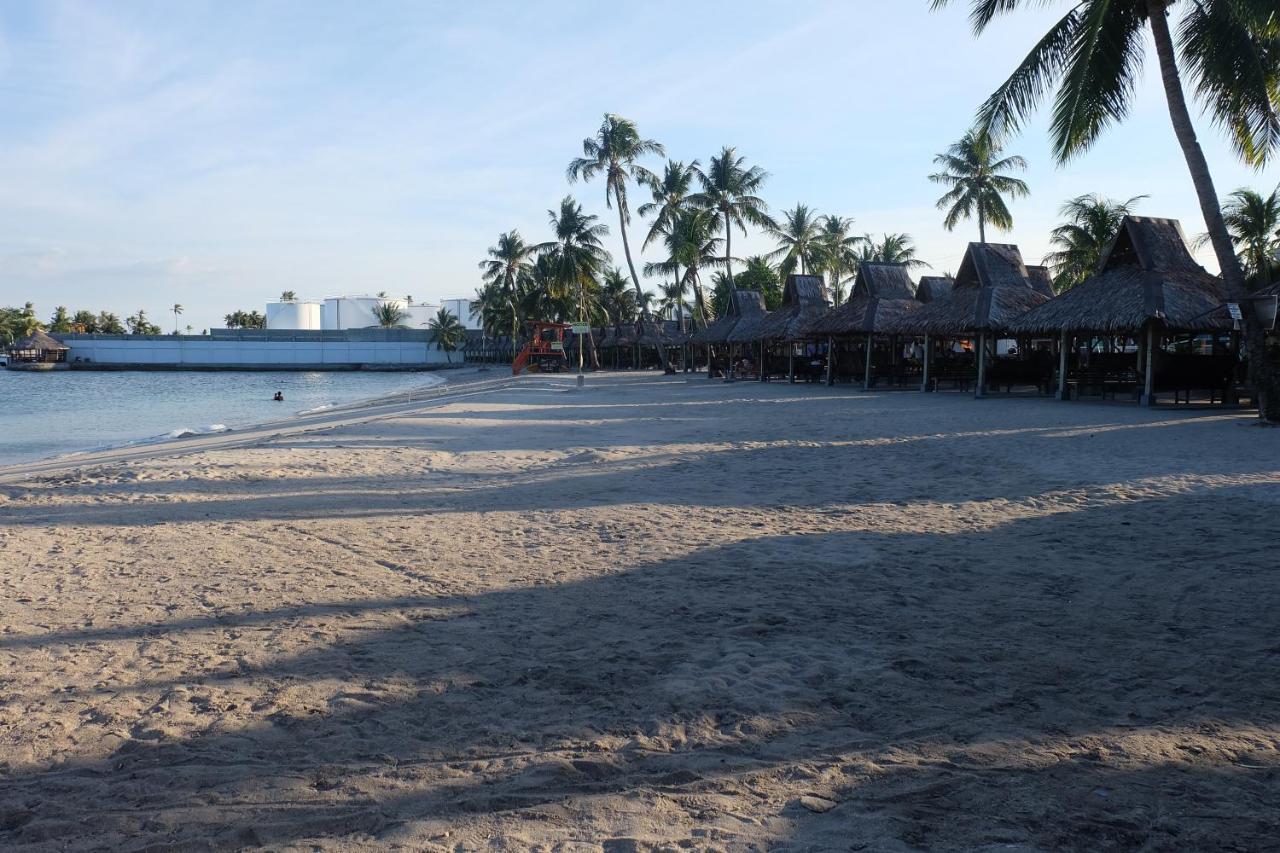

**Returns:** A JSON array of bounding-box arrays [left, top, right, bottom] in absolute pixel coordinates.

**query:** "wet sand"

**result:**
[[0, 372, 1277, 851]]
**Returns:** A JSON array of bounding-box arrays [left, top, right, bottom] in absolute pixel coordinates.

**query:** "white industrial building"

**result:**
[[265, 296, 442, 331], [441, 298, 482, 331]]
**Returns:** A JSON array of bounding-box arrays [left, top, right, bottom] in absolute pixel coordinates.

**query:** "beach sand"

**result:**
[[0, 371, 1277, 851]]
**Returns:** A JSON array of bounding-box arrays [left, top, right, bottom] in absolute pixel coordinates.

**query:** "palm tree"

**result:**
[[428, 308, 466, 363], [644, 207, 723, 330], [566, 114, 665, 313], [860, 233, 932, 269], [479, 230, 538, 346], [765, 203, 824, 277], [658, 281, 688, 329], [599, 267, 637, 330], [931, 0, 1279, 420], [280, 291, 296, 301], [540, 196, 612, 331], [1221, 186, 1280, 289], [48, 306, 73, 333], [930, 128, 1029, 243], [1045, 193, 1147, 292], [734, 256, 784, 310], [816, 216, 866, 306], [374, 302, 407, 328], [639, 159, 699, 249], [690, 147, 774, 286], [171, 303, 183, 334]]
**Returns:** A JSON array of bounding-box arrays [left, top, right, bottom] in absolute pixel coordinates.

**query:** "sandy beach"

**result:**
[[1, 371, 1278, 851]]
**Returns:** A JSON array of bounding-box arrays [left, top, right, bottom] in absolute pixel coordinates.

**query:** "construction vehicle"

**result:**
[[512, 321, 572, 376]]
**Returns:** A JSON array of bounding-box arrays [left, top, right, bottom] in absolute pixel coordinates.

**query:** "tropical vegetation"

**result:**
[[1044, 193, 1146, 292], [930, 128, 1029, 243], [428, 308, 466, 362]]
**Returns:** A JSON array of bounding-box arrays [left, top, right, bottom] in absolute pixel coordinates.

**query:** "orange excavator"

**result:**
[[512, 321, 572, 376]]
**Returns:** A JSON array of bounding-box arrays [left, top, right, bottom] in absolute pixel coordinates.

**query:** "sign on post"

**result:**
[[571, 323, 589, 335], [1227, 302, 1243, 321]]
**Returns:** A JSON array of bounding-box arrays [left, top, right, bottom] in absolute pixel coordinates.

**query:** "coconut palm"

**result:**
[[97, 311, 125, 334], [1045, 193, 1147, 292], [280, 291, 296, 301], [599, 267, 637, 330], [72, 310, 98, 333], [48, 306, 73, 333], [690, 147, 775, 286], [931, 0, 1279, 420], [171, 303, 184, 334], [658, 281, 688, 330], [860, 233, 932, 270], [539, 196, 612, 330], [1221, 185, 1280, 288], [479, 229, 538, 346], [815, 215, 866, 306], [566, 114, 664, 307], [765, 203, 824, 277], [374, 302, 408, 328], [639, 159, 699, 249], [428, 308, 466, 363], [644, 207, 723, 330], [734, 256, 783, 310], [930, 128, 1029, 243]]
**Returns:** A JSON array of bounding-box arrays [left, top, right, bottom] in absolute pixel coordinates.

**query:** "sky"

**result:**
[[0, 0, 1276, 333]]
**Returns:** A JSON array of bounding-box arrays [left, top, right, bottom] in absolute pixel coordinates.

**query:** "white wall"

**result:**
[[63, 336, 451, 367], [442, 298, 483, 330]]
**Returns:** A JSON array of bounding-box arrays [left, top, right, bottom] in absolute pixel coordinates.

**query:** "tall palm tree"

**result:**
[[600, 267, 638, 330], [860, 233, 932, 269], [931, 0, 1279, 420], [479, 230, 538, 346], [540, 196, 612, 330], [171, 303, 183, 334], [815, 216, 865, 306], [1221, 185, 1280, 288], [48, 306, 73, 333], [690, 147, 775, 286], [658, 281, 688, 329], [639, 159, 699, 249], [428, 308, 466, 363], [930, 128, 1029, 243], [765, 203, 824, 276], [644, 207, 723, 330], [566, 114, 664, 309], [1045, 193, 1147, 292]]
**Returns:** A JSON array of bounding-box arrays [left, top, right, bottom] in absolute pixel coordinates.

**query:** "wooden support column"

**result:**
[[759, 341, 766, 382], [975, 332, 988, 398], [921, 334, 931, 392], [863, 333, 873, 391], [788, 345, 795, 383], [1140, 323, 1156, 406], [1057, 330, 1070, 400], [825, 337, 835, 386]]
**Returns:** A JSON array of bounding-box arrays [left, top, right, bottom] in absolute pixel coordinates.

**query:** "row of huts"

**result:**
[[585, 215, 1266, 405]]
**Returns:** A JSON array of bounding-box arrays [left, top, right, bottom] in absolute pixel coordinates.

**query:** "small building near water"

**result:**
[[5, 330, 70, 370]]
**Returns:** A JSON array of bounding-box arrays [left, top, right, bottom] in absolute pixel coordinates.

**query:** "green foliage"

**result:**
[[690, 147, 774, 284], [428, 308, 467, 362], [814, 216, 866, 306], [48, 306, 73, 333], [1220, 185, 1280, 288], [97, 311, 125, 334], [1044, 193, 1146, 292], [72, 310, 99, 332], [223, 310, 266, 329], [859, 233, 931, 270], [280, 291, 296, 301], [478, 229, 538, 340], [930, 128, 1029, 242], [734, 256, 783, 310], [765, 204, 824, 277], [373, 301, 408, 328], [0, 303, 41, 344], [127, 309, 162, 335]]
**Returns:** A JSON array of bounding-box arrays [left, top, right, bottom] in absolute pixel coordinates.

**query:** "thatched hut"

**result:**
[[804, 262, 923, 387], [914, 276, 955, 304], [728, 274, 830, 381], [1010, 216, 1234, 404], [6, 329, 69, 370], [688, 289, 767, 379], [890, 242, 1052, 397]]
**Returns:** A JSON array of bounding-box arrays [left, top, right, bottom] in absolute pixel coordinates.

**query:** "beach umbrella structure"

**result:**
[[689, 288, 767, 379], [889, 243, 1053, 397], [1009, 216, 1234, 406], [5, 329, 70, 371], [728, 274, 830, 382], [804, 262, 926, 388]]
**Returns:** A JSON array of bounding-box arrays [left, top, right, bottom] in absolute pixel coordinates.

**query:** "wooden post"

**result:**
[[975, 332, 987, 398], [1140, 322, 1156, 406], [921, 334, 931, 392], [1057, 330, 1070, 400], [788, 345, 795, 383], [863, 333, 873, 391], [825, 336, 835, 386], [759, 341, 765, 382]]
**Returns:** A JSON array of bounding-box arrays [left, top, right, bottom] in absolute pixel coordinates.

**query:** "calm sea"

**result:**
[[0, 369, 444, 468]]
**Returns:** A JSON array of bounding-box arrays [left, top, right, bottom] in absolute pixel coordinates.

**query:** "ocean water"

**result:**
[[0, 369, 445, 467]]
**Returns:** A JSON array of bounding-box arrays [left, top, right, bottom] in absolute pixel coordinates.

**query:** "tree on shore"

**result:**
[[428, 308, 466, 362], [1220, 185, 1280, 289], [171, 303, 184, 334], [1045, 193, 1147, 292], [816, 216, 865, 306], [930, 128, 1029, 243], [765, 203, 824, 277], [860, 233, 931, 269], [930, 0, 1280, 420], [223, 310, 266, 329], [644, 207, 722, 329], [690, 147, 773, 287], [49, 306, 73, 333], [127, 309, 161, 335], [479, 230, 537, 346], [374, 302, 408, 328]]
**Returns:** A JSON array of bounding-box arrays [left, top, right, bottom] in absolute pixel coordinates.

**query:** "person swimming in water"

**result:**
[[273, 391, 284, 401]]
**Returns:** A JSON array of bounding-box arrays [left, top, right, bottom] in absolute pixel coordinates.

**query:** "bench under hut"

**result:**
[[689, 288, 767, 379], [889, 242, 1052, 397], [804, 262, 923, 388], [1009, 215, 1234, 405], [728, 274, 830, 381]]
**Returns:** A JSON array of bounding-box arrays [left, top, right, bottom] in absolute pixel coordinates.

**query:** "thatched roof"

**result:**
[[1010, 216, 1232, 334], [805, 262, 921, 336], [729, 274, 829, 342], [890, 243, 1050, 335], [914, 276, 954, 303], [1026, 265, 1055, 298], [689, 289, 767, 344], [9, 329, 69, 352]]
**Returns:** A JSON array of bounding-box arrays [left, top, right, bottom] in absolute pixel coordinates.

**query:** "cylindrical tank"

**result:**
[[322, 296, 409, 329], [266, 301, 322, 330]]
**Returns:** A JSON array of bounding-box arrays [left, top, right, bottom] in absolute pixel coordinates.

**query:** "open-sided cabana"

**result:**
[[1010, 215, 1234, 405], [6, 330, 69, 370], [804, 262, 923, 388], [889, 243, 1052, 397], [688, 288, 767, 379], [728, 274, 830, 382]]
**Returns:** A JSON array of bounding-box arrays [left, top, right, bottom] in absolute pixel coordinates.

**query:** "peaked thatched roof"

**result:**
[[9, 329, 69, 351], [915, 276, 954, 303], [689, 289, 766, 344], [1026, 265, 1055, 298], [729, 274, 829, 342], [805, 262, 921, 336], [889, 243, 1050, 335], [1010, 216, 1232, 334]]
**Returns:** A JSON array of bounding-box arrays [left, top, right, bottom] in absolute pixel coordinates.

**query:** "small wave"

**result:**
[[165, 424, 231, 440], [298, 403, 336, 415]]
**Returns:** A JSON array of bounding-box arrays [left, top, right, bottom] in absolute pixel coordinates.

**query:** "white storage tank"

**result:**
[[266, 300, 322, 330], [441, 298, 482, 330], [321, 296, 407, 330]]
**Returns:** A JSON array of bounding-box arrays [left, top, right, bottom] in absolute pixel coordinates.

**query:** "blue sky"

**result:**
[[0, 0, 1276, 332]]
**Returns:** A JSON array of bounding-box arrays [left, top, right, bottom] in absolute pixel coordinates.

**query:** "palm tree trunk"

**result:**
[[723, 208, 734, 286], [616, 190, 669, 370], [978, 206, 986, 244], [1148, 0, 1276, 423]]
